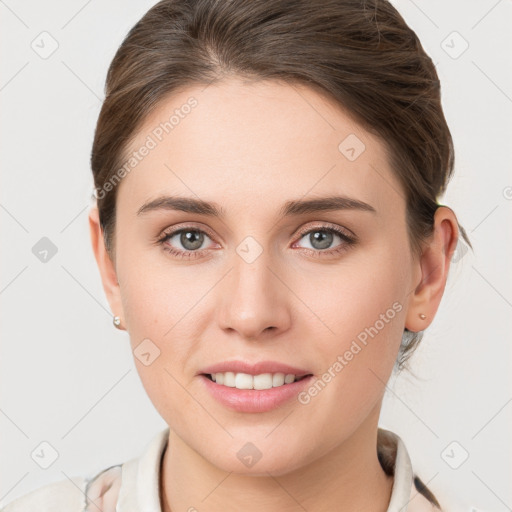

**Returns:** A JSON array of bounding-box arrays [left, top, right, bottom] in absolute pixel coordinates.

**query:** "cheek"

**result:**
[[305, 242, 410, 385], [115, 246, 215, 400], [289, 254, 408, 446], [116, 237, 191, 335], [116, 260, 202, 427]]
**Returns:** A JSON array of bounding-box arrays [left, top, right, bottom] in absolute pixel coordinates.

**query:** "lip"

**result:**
[[199, 360, 311, 377], [200, 375, 314, 413]]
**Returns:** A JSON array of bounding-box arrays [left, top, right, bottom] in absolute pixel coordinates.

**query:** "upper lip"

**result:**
[[200, 360, 311, 377]]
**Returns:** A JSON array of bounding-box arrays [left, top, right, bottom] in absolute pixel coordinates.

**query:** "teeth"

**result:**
[[272, 373, 285, 387], [284, 373, 295, 384], [210, 372, 299, 390], [224, 372, 236, 387]]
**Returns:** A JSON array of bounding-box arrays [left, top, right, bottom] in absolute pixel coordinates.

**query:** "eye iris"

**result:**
[[181, 230, 204, 250], [310, 231, 333, 250]]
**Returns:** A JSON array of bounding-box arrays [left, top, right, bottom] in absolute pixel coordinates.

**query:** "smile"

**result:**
[[205, 372, 308, 390]]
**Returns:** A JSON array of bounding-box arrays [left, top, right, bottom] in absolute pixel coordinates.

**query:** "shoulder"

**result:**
[[412, 473, 473, 512], [1, 465, 124, 512], [1, 463, 124, 512], [377, 427, 469, 512], [1, 428, 169, 512], [1, 475, 88, 512], [416, 479, 475, 512]]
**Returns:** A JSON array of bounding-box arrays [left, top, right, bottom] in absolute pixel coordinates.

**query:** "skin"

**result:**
[[89, 77, 459, 512]]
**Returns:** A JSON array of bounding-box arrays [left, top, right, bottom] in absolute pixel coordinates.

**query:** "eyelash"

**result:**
[[156, 224, 357, 260]]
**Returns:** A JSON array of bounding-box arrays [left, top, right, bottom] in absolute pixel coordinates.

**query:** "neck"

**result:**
[[160, 406, 394, 512]]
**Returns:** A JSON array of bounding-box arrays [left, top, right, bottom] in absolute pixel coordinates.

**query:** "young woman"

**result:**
[[3, 0, 470, 510]]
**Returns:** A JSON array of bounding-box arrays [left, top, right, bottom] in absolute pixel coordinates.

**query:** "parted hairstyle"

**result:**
[[90, 0, 471, 372]]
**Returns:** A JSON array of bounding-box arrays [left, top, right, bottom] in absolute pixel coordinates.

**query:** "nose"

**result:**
[[217, 250, 292, 342]]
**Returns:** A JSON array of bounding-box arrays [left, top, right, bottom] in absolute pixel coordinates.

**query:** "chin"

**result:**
[[201, 436, 309, 477]]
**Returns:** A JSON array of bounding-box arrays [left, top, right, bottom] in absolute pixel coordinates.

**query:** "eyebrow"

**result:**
[[136, 194, 376, 218]]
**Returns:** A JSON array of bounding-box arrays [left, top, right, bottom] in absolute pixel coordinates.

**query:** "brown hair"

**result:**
[[90, 0, 470, 372]]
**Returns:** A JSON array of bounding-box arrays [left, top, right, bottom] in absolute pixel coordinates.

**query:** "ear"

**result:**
[[88, 207, 126, 330], [405, 206, 459, 332]]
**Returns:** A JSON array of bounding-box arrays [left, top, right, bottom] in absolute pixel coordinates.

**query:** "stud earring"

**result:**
[[113, 316, 122, 329], [419, 313, 427, 320]]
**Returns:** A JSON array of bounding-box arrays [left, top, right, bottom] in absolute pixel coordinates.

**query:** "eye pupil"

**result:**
[[310, 231, 333, 250], [181, 230, 204, 250]]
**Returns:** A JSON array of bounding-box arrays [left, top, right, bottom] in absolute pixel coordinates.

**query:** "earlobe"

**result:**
[[405, 206, 459, 333], [88, 207, 126, 330]]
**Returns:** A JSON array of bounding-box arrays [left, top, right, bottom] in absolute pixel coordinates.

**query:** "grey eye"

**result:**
[[170, 230, 208, 251], [297, 229, 343, 251]]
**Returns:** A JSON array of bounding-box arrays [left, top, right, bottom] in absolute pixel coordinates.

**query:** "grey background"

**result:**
[[1, 0, 511, 509]]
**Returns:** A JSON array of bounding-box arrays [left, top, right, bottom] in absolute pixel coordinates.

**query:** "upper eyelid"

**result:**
[[296, 222, 355, 239], [160, 221, 213, 235]]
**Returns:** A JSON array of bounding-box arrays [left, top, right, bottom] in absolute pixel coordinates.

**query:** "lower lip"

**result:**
[[199, 374, 314, 413]]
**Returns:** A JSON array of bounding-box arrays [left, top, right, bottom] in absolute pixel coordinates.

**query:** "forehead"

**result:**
[[116, 78, 403, 216]]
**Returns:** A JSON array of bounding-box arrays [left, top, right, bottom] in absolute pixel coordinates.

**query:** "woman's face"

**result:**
[[105, 78, 420, 475]]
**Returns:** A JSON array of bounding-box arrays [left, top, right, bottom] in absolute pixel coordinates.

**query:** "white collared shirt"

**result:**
[[1, 428, 467, 511]]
